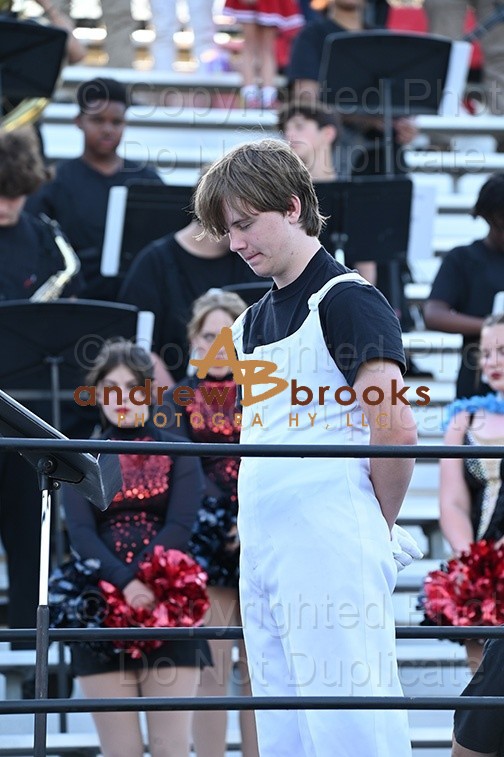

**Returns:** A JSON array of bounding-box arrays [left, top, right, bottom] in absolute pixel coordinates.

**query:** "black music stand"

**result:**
[[315, 176, 413, 310], [0, 17, 67, 116], [101, 181, 195, 279], [0, 300, 140, 731], [0, 300, 140, 432], [0, 298, 144, 538], [319, 31, 471, 175], [0, 389, 122, 757], [221, 282, 272, 305]]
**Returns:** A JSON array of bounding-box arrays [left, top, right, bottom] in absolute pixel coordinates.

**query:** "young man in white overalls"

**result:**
[[194, 139, 419, 757]]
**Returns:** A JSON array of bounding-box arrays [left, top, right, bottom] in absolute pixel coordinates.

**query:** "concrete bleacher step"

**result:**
[[433, 213, 488, 248], [405, 150, 504, 176], [399, 494, 439, 526], [409, 462, 440, 490], [0, 702, 243, 754], [0, 727, 456, 756], [436, 193, 478, 213], [406, 463, 442, 550], [393, 591, 424, 626], [56, 65, 284, 100], [410, 726, 453, 750], [409, 408, 450, 439], [402, 332, 462, 354], [404, 381, 455, 408], [40, 84, 499, 267], [395, 558, 440, 591], [397, 639, 467, 667], [0, 733, 103, 757], [0, 734, 241, 756], [54, 65, 504, 136], [402, 332, 461, 390], [0, 644, 71, 700]]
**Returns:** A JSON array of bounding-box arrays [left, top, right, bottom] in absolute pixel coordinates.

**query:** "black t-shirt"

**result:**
[[26, 158, 162, 300], [0, 212, 81, 301], [453, 639, 504, 756], [314, 181, 339, 258], [118, 233, 262, 380], [0, 212, 83, 431], [428, 239, 504, 398], [242, 248, 405, 385], [288, 17, 346, 84]]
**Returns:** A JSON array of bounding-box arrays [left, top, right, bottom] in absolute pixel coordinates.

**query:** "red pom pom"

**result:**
[[423, 540, 504, 627], [99, 547, 209, 659]]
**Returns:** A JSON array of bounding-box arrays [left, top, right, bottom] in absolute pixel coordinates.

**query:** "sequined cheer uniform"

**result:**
[[64, 422, 209, 676], [419, 399, 504, 633], [232, 250, 412, 757], [164, 376, 241, 587]]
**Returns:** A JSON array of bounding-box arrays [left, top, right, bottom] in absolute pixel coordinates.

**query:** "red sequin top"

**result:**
[[183, 378, 240, 501], [102, 438, 172, 565], [63, 422, 204, 590]]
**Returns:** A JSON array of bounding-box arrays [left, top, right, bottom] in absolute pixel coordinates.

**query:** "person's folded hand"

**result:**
[[391, 524, 423, 571]]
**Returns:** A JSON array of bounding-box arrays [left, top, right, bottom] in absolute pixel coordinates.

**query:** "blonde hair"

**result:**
[[482, 313, 504, 330], [187, 289, 247, 342]]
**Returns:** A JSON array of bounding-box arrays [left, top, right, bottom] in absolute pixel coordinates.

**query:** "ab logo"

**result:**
[[190, 326, 288, 407]]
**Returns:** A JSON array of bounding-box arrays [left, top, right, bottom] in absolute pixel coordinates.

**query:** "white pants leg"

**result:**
[[54, 0, 135, 67], [101, 0, 136, 68], [150, 0, 178, 70], [150, 0, 215, 69], [238, 464, 412, 757], [189, 0, 215, 61], [240, 555, 311, 757]]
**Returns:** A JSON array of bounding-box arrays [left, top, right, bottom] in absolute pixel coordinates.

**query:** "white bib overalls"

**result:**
[[232, 274, 411, 757]]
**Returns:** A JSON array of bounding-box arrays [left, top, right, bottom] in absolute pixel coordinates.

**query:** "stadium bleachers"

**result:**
[[5, 54, 502, 755]]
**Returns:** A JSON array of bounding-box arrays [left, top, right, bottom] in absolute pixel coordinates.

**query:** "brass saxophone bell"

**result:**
[[0, 9, 66, 131], [2, 97, 50, 131]]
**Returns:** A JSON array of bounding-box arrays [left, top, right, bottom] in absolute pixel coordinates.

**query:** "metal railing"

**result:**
[[1, 437, 503, 755]]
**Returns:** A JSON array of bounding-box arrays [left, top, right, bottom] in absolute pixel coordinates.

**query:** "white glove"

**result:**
[[390, 524, 424, 572]]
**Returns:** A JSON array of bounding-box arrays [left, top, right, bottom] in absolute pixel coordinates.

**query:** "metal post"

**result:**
[[33, 466, 55, 757]]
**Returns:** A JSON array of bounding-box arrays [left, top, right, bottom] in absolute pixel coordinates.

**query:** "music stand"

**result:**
[[0, 300, 141, 431], [221, 282, 272, 305], [319, 31, 472, 174], [0, 389, 122, 757], [315, 176, 413, 310], [0, 18, 67, 116], [0, 300, 143, 730], [101, 181, 195, 279]]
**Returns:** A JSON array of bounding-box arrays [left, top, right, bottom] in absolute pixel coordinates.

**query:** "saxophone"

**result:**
[[30, 215, 81, 302]]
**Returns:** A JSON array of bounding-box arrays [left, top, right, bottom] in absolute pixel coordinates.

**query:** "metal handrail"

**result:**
[[0, 437, 503, 459], [1, 435, 502, 748]]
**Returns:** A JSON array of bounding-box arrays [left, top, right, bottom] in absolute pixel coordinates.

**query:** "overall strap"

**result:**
[[308, 272, 370, 311]]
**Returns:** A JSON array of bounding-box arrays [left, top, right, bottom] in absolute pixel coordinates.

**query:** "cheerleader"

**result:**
[[223, 0, 304, 107], [163, 290, 259, 757], [422, 314, 504, 673], [61, 339, 209, 757]]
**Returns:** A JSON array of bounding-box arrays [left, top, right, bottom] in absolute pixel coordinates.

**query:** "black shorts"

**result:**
[[71, 638, 212, 677]]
